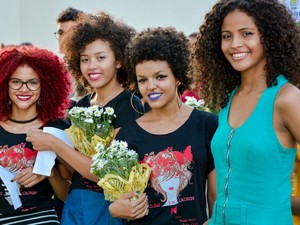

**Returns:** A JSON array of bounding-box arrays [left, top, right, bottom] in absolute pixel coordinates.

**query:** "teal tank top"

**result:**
[[209, 75, 297, 225]]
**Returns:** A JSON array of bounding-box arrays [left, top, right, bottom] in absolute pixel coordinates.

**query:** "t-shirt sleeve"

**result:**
[[45, 118, 70, 130], [113, 95, 143, 128]]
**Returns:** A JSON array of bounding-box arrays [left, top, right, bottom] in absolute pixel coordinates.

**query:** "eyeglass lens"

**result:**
[[9, 78, 41, 91]]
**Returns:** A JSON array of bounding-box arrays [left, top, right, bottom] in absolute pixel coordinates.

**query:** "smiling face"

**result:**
[[80, 39, 121, 91], [8, 64, 41, 112], [221, 10, 266, 75], [136, 60, 178, 110]]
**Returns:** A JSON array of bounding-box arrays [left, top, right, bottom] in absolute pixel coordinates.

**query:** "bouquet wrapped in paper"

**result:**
[[65, 105, 116, 157], [91, 140, 151, 201]]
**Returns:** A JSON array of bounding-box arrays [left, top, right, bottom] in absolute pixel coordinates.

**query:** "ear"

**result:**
[[116, 61, 122, 69]]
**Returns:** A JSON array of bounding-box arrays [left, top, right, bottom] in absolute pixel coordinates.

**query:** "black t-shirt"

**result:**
[[0, 119, 69, 215], [116, 109, 218, 225], [70, 90, 144, 191]]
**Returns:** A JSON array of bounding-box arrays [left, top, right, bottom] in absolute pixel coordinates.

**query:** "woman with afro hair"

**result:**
[[190, 0, 300, 224], [108, 27, 218, 225], [27, 11, 144, 225], [0, 45, 71, 224]]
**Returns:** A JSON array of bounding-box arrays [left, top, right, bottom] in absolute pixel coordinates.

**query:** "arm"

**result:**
[[276, 84, 300, 214], [276, 84, 300, 147], [109, 191, 148, 220], [26, 129, 99, 183], [48, 165, 71, 201], [207, 169, 217, 218]]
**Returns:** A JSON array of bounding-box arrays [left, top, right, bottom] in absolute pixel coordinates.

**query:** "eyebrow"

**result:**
[[222, 27, 256, 33], [10, 78, 39, 81], [80, 51, 107, 57], [137, 70, 166, 77]]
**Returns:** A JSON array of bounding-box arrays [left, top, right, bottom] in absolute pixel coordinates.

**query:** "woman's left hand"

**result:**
[[12, 167, 46, 188]]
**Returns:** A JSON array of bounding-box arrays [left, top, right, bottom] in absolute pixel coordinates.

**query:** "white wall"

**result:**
[[0, 0, 217, 55]]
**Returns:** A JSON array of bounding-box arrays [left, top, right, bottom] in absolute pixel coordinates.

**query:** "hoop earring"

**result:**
[[176, 86, 182, 108], [130, 91, 146, 115]]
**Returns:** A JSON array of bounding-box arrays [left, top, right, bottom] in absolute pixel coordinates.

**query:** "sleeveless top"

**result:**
[[209, 75, 297, 225]]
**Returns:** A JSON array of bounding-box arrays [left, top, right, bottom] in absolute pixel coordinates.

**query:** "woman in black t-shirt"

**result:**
[[26, 11, 143, 225], [109, 27, 217, 225], [0, 45, 71, 224]]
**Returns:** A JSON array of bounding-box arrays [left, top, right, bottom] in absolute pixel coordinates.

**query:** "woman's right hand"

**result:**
[[109, 191, 148, 220], [26, 129, 56, 152]]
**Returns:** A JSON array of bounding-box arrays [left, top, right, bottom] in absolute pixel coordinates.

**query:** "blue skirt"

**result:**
[[61, 189, 126, 225]]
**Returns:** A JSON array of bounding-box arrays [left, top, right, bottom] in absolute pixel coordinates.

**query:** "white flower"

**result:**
[[119, 141, 128, 150], [105, 107, 115, 116], [84, 118, 93, 123]]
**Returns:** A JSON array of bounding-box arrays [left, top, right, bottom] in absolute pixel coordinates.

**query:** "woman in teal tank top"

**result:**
[[190, 0, 300, 224]]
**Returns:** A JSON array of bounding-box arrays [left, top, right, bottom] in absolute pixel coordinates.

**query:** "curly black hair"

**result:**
[[191, 0, 300, 109], [125, 27, 191, 94], [61, 11, 136, 89]]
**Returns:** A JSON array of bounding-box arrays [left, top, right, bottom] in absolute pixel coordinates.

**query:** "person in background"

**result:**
[[191, 0, 300, 224], [109, 27, 217, 225], [0, 45, 71, 224], [181, 32, 201, 103], [55, 6, 91, 102], [27, 11, 144, 225]]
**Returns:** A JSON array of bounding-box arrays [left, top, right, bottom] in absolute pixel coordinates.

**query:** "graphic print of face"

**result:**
[[143, 146, 193, 207]]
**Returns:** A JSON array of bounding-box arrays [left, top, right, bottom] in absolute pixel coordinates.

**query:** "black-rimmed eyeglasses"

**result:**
[[9, 78, 41, 91]]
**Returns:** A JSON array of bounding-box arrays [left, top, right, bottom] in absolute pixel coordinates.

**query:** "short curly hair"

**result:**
[[61, 11, 136, 89], [56, 7, 83, 23], [191, 0, 300, 109], [0, 45, 71, 123], [125, 27, 191, 94]]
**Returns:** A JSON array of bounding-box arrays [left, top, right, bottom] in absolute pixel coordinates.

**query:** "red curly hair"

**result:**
[[0, 45, 71, 123]]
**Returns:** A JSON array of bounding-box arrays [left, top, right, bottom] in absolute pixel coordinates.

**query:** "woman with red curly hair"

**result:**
[[0, 45, 71, 224]]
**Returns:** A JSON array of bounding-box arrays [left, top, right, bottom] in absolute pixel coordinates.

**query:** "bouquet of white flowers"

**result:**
[[65, 105, 116, 157], [91, 140, 151, 201]]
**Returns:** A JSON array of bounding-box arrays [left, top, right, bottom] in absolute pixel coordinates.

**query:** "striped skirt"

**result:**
[[0, 208, 59, 225]]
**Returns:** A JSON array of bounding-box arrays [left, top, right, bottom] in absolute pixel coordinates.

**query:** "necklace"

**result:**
[[8, 114, 39, 124]]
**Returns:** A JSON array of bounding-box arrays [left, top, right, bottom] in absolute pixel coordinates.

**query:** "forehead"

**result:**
[[136, 60, 172, 75], [11, 64, 39, 79], [222, 10, 257, 30], [81, 39, 114, 55]]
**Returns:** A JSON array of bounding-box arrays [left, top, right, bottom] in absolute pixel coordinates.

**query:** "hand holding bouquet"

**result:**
[[91, 140, 151, 201], [65, 105, 116, 157]]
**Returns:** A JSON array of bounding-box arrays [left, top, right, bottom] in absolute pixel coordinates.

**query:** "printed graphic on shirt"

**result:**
[[0, 143, 37, 171], [0, 143, 37, 206], [142, 146, 193, 207]]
